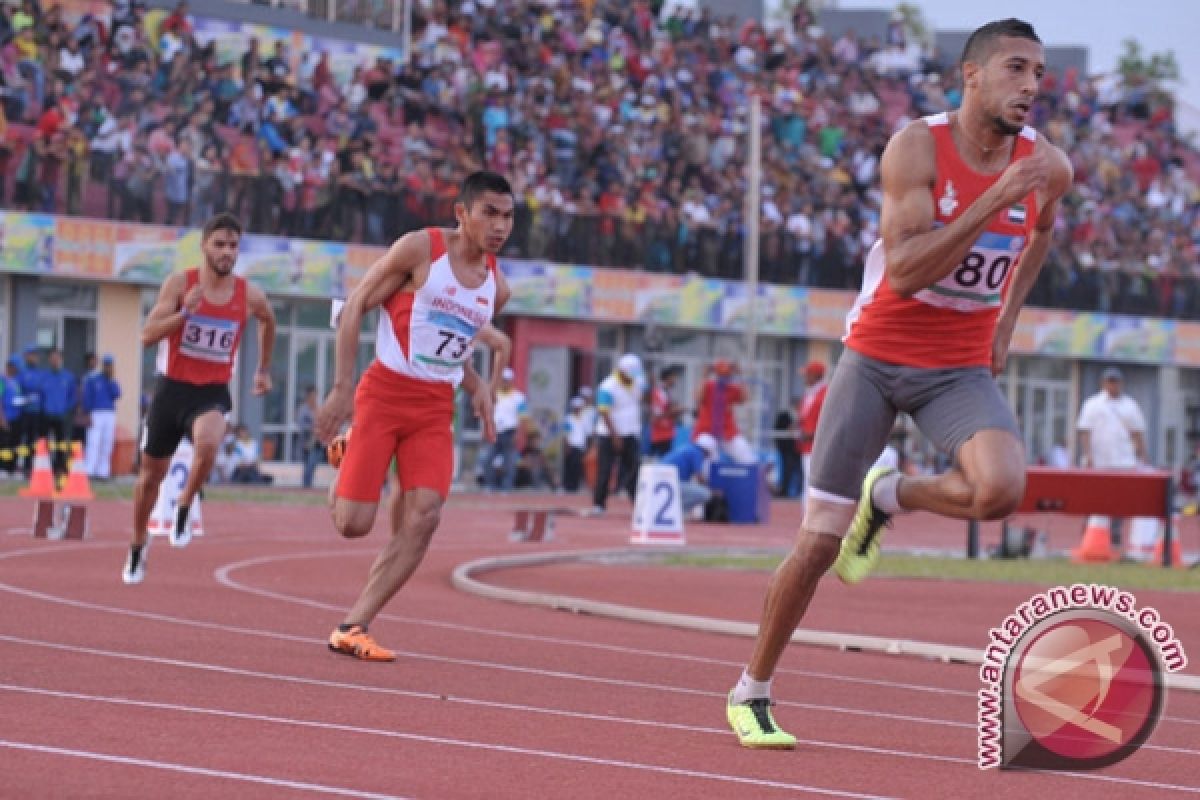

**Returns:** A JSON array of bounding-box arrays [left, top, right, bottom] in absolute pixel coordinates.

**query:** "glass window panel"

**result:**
[[324, 338, 336, 397], [38, 281, 97, 311], [294, 336, 319, 405], [263, 332, 290, 426], [272, 300, 293, 326], [297, 300, 335, 329]]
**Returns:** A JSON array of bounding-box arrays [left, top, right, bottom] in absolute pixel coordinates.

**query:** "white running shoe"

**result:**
[[122, 545, 147, 585]]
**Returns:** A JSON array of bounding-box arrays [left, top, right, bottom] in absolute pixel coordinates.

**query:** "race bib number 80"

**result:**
[[180, 315, 237, 363], [915, 231, 1025, 313]]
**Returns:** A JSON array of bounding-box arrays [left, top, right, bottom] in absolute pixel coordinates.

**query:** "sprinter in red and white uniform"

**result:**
[[124, 213, 277, 584], [727, 19, 1073, 748], [315, 171, 514, 662]]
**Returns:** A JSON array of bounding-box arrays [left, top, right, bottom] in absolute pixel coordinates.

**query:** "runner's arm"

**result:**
[[140, 271, 188, 346], [995, 143, 1073, 332], [473, 324, 511, 395], [881, 122, 1049, 296], [330, 230, 426, 392]]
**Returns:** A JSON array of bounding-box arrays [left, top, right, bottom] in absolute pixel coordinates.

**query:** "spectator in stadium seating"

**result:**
[[0, 0, 1196, 320]]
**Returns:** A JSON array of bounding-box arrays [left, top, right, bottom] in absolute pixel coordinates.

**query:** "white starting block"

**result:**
[[33, 500, 88, 540], [631, 463, 685, 545], [148, 440, 204, 539], [510, 508, 558, 543]]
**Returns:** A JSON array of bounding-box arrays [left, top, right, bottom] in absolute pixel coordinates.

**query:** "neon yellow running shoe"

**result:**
[[726, 691, 797, 749], [833, 466, 896, 584]]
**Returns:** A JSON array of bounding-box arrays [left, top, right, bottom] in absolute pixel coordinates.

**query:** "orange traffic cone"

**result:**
[[19, 439, 56, 498], [1071, 515, 1117, 563], [1152, 520, 1185, 569], [55, 442, 94, 501]]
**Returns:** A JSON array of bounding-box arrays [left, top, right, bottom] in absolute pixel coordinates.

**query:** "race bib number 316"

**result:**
[[180, 315, 237, 363]]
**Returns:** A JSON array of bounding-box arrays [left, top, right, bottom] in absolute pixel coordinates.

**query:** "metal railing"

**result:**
[[229, 0, 406, 32], [3, 154, 1198, 320]]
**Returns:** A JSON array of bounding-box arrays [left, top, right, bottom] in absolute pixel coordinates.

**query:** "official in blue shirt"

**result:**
[[83, 354, 122, 479], [16, 347, 45, 474], [18, 347, 44, 415], [1, 356, 24, 475], [660, 433, 720, 515], [41, 349, 79, 477]]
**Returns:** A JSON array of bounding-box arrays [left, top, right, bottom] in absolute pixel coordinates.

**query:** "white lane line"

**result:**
[[215, 551, 1200, 727], [10, 540, 1198, 732], [0, 631, 971, 732], [2, 636, 1198, 797], [0, 687, 891, 800], [0, 739, 408, 799], [2, 546, 1198, 739], [214, 552, 984, 696], [3, 543, 1199, 743]]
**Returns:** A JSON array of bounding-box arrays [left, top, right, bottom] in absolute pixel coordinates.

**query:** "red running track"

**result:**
[[0, 493, 1197, 799]]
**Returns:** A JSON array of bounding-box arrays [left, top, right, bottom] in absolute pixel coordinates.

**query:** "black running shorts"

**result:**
[[142, 377, 232, 459]]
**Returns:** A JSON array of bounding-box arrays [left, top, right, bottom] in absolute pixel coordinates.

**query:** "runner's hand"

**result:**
[[316, 387, 353, 443], [472, 384, 496, 443], [990, 150, 1050, 209], [990, 328, 1011, 377], [182, 284, 204, 315], [253, 369, 272, 396]]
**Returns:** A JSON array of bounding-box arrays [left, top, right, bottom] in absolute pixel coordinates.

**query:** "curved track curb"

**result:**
[[451, 546, 1200, 693]]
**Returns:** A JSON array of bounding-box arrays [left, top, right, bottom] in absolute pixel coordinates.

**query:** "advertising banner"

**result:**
[[1, 210, 1196, 366]]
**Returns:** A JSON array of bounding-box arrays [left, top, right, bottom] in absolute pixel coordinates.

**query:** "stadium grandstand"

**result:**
[[0, 0, 1197, 486]]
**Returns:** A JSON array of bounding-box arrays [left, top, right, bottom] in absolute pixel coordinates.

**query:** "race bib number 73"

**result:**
[[180, 315, 237, 363]]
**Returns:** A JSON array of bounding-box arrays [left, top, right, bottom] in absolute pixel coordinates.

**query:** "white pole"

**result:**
[[401, 0, 413, 64], [743, 93, 762, 451]]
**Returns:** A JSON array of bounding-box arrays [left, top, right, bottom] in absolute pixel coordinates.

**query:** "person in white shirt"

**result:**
[[561, 396, 589, 492], [592, 353, 643, 514], [577, 385, 597, 445], [1077, 366, 1148, 546], [483, 367, 526, 491], [1077, 367, 1147, 469]]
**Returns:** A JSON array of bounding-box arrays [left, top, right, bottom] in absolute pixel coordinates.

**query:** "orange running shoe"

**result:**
[[328, 624, 395, 662], [327, 427, 352, 469]]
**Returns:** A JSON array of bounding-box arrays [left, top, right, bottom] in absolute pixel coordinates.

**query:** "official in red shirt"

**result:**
[[649, 366, 679, 457], [795, 360, 829, 500], [693, 360, 756, 464]]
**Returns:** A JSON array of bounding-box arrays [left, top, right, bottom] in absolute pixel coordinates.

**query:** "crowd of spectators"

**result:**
[[0, 0, 1197, 319]]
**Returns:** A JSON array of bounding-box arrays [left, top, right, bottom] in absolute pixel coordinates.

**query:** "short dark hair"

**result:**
[[458, 171, 513, 208], [960, 18, 1041, 66], [203, 212, 243, 239]]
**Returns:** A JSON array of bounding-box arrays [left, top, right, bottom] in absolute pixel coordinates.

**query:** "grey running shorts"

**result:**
[[807, 347, 1020, 501]]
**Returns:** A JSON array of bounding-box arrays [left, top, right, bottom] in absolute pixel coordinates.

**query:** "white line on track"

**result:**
[[3, 541, 1200, 739], [2, 543, 1199, 787], [7, 540, 1199, 727], [0, 739, 409, 799], [2, 636, 1198, 795], [0, 685, 891, 799], [214, 550, 1200, 727]]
